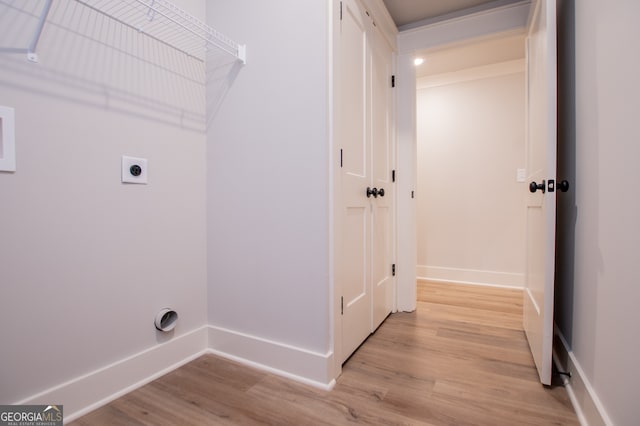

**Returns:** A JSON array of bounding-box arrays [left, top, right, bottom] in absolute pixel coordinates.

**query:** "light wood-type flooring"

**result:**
[[71, 281, 579, 425]]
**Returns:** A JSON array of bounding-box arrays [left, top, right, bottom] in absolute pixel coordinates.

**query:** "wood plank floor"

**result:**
[[71, 281, 578, 425]]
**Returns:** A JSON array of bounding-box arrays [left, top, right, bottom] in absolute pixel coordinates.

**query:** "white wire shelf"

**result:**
[[0, 0, 246, 64], [76, 0, 246, 63]]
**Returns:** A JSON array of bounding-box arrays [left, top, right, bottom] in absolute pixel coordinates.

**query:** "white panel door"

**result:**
[[370, 29, 395, 330], [337, 0, 395, 363], [338, 0, 371, 362], [523, 0, 557, 386]]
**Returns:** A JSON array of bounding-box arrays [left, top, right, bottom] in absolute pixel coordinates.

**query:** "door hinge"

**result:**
[[391, 75, 396, 88], [341, 296, 344, 315], [340, 149, 343, 168], [392, 264, 396, 276], [392, 169, 396, 182], [340, 1, 343, 20]]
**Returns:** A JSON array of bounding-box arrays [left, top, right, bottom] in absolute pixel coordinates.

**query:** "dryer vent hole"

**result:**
[[155, 309, 178, 332]]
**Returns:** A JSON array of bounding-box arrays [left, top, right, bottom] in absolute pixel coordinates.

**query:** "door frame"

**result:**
[[394, 1, 533, 312]]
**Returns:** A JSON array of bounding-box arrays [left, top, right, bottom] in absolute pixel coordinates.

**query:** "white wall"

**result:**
[[416, 62, 526, 287], [555, 0, 640, 424], [0, 0, 207, 416], [205, 0, 332, 383]]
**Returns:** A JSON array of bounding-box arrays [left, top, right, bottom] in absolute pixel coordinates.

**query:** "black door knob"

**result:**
[[366, 187, 378, 198], [558, 180, 570, 192], [529, 180, 546, 193], [378, 188, 385, 197]]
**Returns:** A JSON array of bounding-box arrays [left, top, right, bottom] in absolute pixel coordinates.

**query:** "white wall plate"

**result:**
[[122, 156, 148, 184], [0, 106, 16, 172]]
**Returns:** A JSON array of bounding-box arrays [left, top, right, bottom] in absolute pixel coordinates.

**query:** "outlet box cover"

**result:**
[[0, 106, 16, 172], [122, 156, 148, 184]]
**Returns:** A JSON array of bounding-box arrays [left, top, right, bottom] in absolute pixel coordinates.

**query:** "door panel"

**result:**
[[339, 0, 371, 362], [371, 30, 394, 330], [342, 206, 370, 359], [341, 0, 367, 179], [523, 0, 557, 386], [372, 204, 393, 327]]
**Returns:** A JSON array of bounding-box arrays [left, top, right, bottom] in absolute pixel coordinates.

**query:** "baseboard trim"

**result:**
[[14, 324, 338, 423], [207, 325, 335, 390], [417, 276, 523, 290], [18, 326, 209, 423], [553, 326, 613, 426], [417, 265, 524, 288]]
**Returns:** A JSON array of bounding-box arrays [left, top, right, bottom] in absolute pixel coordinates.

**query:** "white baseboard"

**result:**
[[18, 326, 209, 423], [417, 265, 524, 288], [207, 325, 335, 390], [15, 324, 337, 423], [553, 326, 613, 426]]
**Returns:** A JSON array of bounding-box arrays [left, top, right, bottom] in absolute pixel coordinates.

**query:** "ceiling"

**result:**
[[381, 0, 522, 30], [379, 0, 528, 78], [414, 32, 525, 78]]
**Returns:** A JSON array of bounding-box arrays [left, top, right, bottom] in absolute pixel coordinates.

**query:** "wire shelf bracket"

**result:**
[[0, 0, 53, 63]]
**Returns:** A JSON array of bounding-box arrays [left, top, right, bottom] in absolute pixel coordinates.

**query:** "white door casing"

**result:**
[[523, 0, 557, 386]]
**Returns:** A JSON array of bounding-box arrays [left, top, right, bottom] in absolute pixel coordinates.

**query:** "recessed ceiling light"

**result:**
[[414, 57, 424, 66]]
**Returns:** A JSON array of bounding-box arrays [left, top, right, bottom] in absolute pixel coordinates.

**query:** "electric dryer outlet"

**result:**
[[122, 156, 148, 184]]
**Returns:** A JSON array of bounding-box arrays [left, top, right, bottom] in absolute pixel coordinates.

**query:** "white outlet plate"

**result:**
[[122, 156, 148, 184], [0, 106, 16, 172], [517, 168, 526, 183]]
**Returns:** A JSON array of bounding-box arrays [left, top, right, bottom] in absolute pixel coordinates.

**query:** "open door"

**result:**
[[523, 0, 557, 385]]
